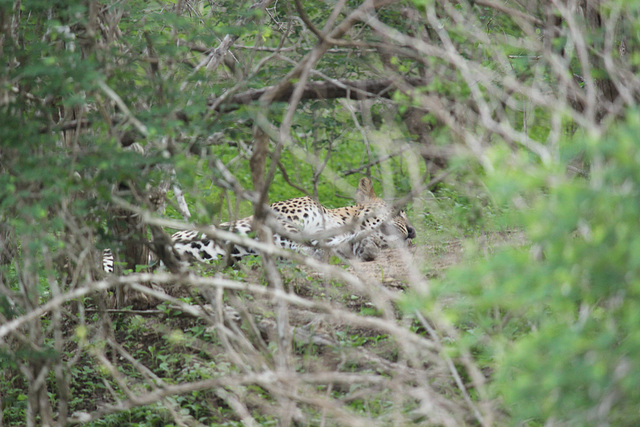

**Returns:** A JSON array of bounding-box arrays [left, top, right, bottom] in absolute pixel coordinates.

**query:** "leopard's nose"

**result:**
[[406, 226, 416, 240]]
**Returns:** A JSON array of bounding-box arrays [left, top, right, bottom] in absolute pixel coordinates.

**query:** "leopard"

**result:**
[[102, 177, 415, 272]]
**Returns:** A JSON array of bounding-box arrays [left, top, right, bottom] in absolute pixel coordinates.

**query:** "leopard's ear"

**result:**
[[356, 177, 377, 204]]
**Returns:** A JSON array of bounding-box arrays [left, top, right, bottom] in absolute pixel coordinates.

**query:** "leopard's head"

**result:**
[[355, 177, 416, 245]]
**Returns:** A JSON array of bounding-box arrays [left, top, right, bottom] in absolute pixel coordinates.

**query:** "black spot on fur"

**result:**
[[202, 239, 210, 246], [231, 247, 241, 255], [200, 251, 212, 260], [191, 242, 202, 249]]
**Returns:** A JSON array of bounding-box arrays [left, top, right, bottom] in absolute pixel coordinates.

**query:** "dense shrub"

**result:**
[[428, 111, 640, 424]]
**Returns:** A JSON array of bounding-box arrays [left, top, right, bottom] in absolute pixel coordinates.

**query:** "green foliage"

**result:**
[[415, 111, 640, 424], [5, 0, 640, 424]]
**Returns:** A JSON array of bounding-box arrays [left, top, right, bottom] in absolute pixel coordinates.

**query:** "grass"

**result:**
[[1, 229, 504, 425], [0, 175, 510, 425]]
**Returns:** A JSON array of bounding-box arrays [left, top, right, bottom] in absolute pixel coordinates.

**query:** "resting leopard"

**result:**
[[103, 177, 415, 272]]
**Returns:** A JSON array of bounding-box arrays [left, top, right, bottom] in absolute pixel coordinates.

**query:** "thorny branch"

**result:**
[[4, 0, 637, 424]]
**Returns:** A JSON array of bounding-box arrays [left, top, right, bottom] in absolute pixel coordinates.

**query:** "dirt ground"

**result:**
[[248, 231, 526, 347], [346, 230, 523, 290], [64, 231, 526, 423]]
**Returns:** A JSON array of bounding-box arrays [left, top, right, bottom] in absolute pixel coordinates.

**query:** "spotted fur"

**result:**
[[171, 177, 415, 263], [102, 177, 415, 271], [103, 249, 115, 273]]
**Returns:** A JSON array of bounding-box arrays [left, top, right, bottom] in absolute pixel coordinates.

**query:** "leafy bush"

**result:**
[[425, 111, 640, 424], [3, 0, 640, 424]]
